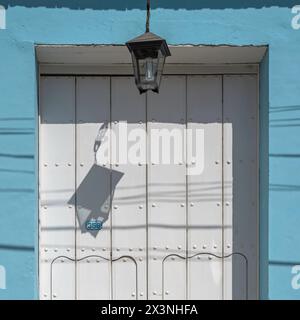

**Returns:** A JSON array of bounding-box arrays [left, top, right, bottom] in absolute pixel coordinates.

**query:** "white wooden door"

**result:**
[[39, 74, 258, 300]]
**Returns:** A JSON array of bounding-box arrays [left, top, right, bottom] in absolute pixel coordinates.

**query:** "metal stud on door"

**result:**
[[75, 77, 112, 300], [187, 75, 223, 299], [223, 75, 258, 300], [39, 77, 76, 300], [111, 77, 147, 300], [147, 76, 187, 300], [39, 74, 258, 300]]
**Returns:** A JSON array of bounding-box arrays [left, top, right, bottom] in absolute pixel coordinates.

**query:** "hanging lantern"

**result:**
[[126, 0, 171, 94]]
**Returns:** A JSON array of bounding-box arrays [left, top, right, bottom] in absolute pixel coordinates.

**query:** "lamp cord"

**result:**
[[146, 0, 150, 32]]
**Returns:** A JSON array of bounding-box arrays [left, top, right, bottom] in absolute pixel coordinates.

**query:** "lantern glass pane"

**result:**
[[138, 57, 157, 88], [131, 52, 140, 84], [155, 49, 166, 91]]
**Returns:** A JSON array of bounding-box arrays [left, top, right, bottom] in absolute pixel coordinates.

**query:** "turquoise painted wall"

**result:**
[[0, 1, 299, 299]]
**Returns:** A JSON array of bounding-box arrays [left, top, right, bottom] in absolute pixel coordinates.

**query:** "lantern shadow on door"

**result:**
[[68, 164, 123, 237]]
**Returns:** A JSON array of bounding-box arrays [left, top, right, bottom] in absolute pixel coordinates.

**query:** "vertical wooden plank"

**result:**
[[147, 76, 186, 300], [75, 77, 111, 300], [223, 75, 258, 300], [39, 76, 76, 300], [187, 75, 223, 299], [111, 77, 147, 300]]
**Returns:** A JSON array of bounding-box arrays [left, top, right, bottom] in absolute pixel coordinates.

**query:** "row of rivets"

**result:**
[[150, 203, 186, 208], [47, 257, 148, 263], [42, 205, 74, 209], [189, 244, 227, 250], [44, 255, 219, 263], [110, 208, 148, 214], [43, 255, 227, 263], [41, 247, 186, 253], [42, 162, 240, 167], [151, 162, 187, 165], [107, 162, 192, 166], [43, 245, 227, 252], [43, 248, 111, 252], [43, 163, 74, 167], [131, 292, 144, 297], [152, 290, 169, 296], [43, 205, 109, 210], [103, 163, 148, 166], [42, 204, 109, 210], [215, 202, 231, 207], [43, 204, 111, 210]]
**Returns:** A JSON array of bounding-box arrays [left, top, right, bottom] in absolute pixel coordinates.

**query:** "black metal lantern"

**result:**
[[126, 0, 171, 94]]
